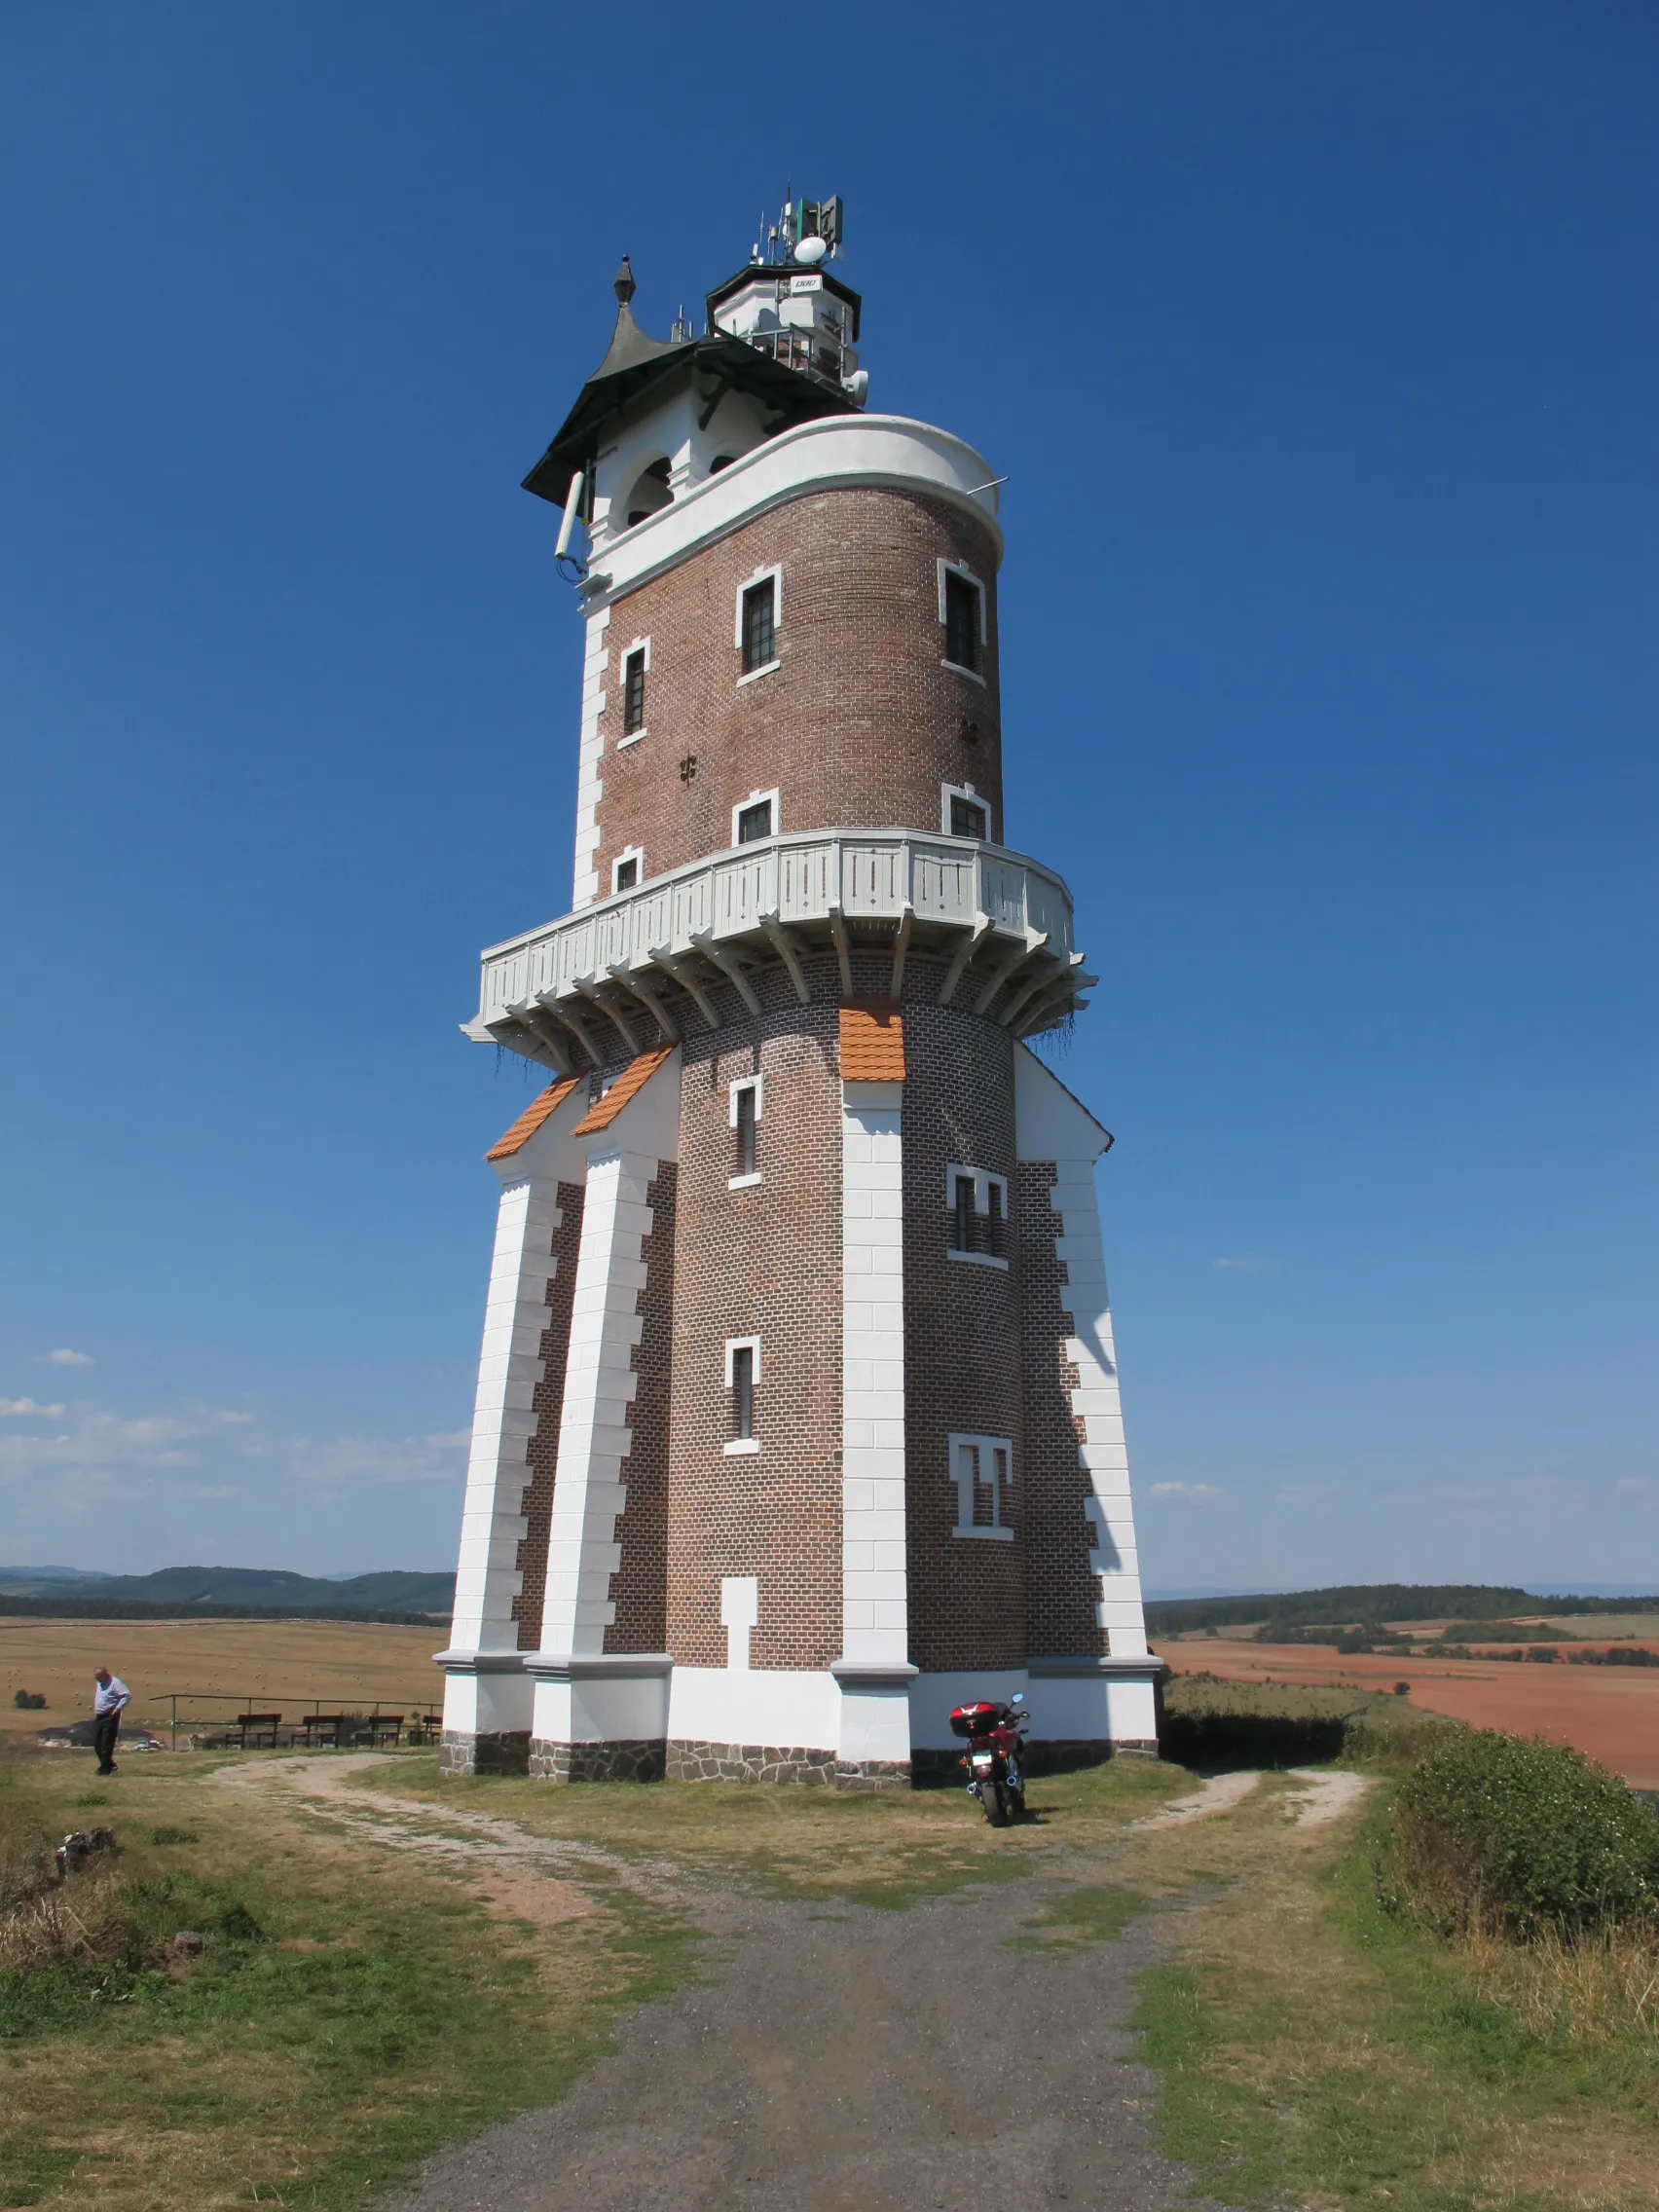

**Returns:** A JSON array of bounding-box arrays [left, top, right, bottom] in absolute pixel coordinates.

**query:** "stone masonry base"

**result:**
[[528, 1737, 668, 1784], [667, 1739, 835, 1785], [440, 1729, 530, 1778], [833, 1759, 912, 1793], [910, 1737, 1158, 1786]]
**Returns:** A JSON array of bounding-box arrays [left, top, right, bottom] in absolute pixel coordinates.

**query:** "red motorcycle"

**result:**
[[949, 1693, 1029, 1825]]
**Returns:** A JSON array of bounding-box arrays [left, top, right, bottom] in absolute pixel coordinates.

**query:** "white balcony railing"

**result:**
[[465, 830, 1092, 1072]]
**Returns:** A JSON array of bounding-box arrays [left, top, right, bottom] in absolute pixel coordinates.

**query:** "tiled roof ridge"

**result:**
[[838, 1003, 906, 1083], [484, 1077, 582, 1162], [571, 1045, 677, 1135]]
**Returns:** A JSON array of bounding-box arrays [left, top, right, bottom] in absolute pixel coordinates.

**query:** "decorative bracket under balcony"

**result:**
[[462, 830, 1095, 1073]]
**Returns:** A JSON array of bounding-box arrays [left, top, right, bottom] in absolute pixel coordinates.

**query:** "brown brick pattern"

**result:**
[[511, 1179, 586, 1650], [606, 1161, 676, 1654], [899, 1001, 1027, 1674], [665, 968, 844, 1672], [1015, 1161, 1109, 1660], [593, 488, 1002, 891]]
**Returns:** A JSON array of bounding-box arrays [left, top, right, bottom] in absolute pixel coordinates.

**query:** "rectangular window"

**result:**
[[741, 577, 775, 673], [944, 570, 980, 674], [950, 1432, 1014, 1538], [735, 1085, 756, 1176], [622, 647, 645, 734], [949, 792, 988, 840], [725, 1339, 759, 1446], [736, 796, 773, 843], [611, 849, 642, 895], [946, 1165, 1010, 1268], [951, 1169, 975, 1254]]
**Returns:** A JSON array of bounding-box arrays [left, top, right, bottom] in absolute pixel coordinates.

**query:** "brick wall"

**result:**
[[592, 487, 1002, 893], [605, 1161, 677, 1654], [511, 1179, 586, 1650], [1015, 1161, 1108, 1659], [899, 1002, 1028, 1673], [664, 963, 844, 1672]]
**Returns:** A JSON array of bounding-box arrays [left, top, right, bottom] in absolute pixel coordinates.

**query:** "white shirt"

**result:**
[[93, 1676, 129, 1715]]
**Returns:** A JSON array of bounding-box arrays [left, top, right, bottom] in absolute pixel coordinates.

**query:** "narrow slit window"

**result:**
[[737, 796, 773, 843], [951, 1171, 975, 1254], [985, 1176, 1004, 1258], [735, 1086, 756, 1176], [741, 577, 776, 672], [949, 792, 988, 840], [944, 571, 980, 673], [731, 1345, 755, 1441], [622, 648, 646, 734]]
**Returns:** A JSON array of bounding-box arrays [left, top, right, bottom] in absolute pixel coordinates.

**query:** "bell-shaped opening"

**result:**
[[625, 457, 672, 529]]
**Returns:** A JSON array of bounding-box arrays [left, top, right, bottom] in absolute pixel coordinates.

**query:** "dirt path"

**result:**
[[218, 1757, 1280, 2211], [1131, 1769, 1260, 1828]]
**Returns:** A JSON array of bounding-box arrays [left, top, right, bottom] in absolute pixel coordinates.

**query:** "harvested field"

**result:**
[[1164, 1639, 1659, 1787], [0, 1618, 445, 1742]]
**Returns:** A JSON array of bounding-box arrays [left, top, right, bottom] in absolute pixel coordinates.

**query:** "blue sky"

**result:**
[[1, 4, 1653, 1590]]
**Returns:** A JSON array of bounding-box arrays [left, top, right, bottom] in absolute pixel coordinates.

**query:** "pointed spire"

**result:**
[[587, 254, 683, 381], [613, 255, 636, 306]]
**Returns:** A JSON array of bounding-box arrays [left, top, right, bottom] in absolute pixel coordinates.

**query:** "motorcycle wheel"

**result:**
[[979, 1776, 1008, 1826]]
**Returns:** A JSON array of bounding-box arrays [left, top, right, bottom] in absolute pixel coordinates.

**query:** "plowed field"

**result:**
[[1164, 1640, 1659, 1788]]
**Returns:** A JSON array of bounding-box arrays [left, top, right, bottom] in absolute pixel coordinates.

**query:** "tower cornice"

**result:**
[[577, 414, 1004, 611]]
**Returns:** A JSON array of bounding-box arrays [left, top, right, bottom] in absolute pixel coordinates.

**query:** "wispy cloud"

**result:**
[[1150, 1481, 1226, 1500], [1212, 1256, 1267, 1273], [44, 1347, 94, 1367], [0, 1399, 469, 1513]]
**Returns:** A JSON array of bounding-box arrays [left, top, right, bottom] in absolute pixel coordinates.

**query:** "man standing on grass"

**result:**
[[92, 1665, 129, 1775]]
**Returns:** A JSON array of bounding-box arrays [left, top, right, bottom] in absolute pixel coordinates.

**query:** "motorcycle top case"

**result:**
[[948, 1703, 1006, 1739]]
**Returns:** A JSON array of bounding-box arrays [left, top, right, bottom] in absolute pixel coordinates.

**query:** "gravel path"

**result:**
[[228, 1756, 1246, 2211], [384, 1861, 1235, 2212]]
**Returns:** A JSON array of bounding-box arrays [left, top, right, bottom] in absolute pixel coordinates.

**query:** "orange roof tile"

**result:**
[[838, 1005, 906, 1083], [485, 1078, 582, 1162], [571, 1046, 676, 1135]]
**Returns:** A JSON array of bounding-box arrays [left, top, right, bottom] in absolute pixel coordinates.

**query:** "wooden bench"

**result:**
[[234, 1713, 282, 1750], [293, 1714, 347, 1748]]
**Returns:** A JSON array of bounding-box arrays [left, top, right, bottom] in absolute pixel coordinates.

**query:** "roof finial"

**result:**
[[613, 255, 636, 307]]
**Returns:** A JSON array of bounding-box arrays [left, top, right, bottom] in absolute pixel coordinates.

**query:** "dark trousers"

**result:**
[[92, 1711, 120, 1772]]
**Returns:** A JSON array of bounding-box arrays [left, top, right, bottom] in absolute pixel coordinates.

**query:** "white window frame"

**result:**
[[616, 635, 651, 749], [723, 1335, 761, 1455], [728, 1075, 763, 1189], [941, 782, 991, 842], [949, 1431, 1015, 1539], [610, 846, 645, 897], [735, 564, 783, 685], [945, 1165, 1011, 1271], [732, 788, 780, 847], [938, 558, 987, 686]]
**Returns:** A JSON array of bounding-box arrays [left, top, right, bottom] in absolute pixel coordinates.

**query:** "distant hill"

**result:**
[[1144, 1583, 1659, 1637], [0, 1565, 455, 1618]]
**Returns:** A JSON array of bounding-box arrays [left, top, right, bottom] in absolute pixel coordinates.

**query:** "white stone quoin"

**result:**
[[834, 1075, 916, 1772]]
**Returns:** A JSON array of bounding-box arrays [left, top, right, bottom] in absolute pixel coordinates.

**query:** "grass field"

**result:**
[[0, 1619, 446, 1741], [1166, 1637, 1659, 1788]]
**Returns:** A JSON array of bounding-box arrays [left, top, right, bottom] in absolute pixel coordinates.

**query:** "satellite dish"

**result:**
[[793, 235, 829, 267]]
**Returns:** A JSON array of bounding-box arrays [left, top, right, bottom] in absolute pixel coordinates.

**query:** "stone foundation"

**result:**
[[439, 1729, 531, 1778], [911, 1736, 1146, 1786], [528, 1737, 668, 1784], [666, 1739, 835, 1785], [833, 1758, 911, 1793]]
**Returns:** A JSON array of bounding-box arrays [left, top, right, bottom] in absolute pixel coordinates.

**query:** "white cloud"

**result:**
[[1212, 1256, 1267, 1273], [0, 1399, 469, 1513], [1150, 1481, 1226, 1499], [45, 1347, 94, 1367], [285, 1430, 470, 1492]]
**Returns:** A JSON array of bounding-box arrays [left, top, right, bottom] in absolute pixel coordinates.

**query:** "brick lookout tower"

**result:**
[[437, 198, 1158, 1787]]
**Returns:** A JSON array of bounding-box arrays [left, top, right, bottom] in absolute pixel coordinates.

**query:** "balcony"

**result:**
[[464, 830, 1095, 1074]]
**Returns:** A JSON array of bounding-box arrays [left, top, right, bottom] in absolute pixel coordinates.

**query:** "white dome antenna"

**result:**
[[793, 234, 828, 267]]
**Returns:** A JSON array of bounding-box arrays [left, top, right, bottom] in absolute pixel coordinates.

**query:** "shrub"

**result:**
[[1381, 1729, 1659, 1937], [1394, 1681, 1411, 1697], [11, 1691, 46, 1711]]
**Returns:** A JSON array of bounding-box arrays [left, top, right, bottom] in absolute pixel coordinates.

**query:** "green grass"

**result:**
[[1006, 1882, 1145, 1952], [1130, 1786, 1659, 2212], [0, 1751, 700, 2209]]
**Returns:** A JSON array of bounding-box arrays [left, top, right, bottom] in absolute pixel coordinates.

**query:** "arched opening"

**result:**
[[710, 454, 737, 474], [624, 457, 672, 528]]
